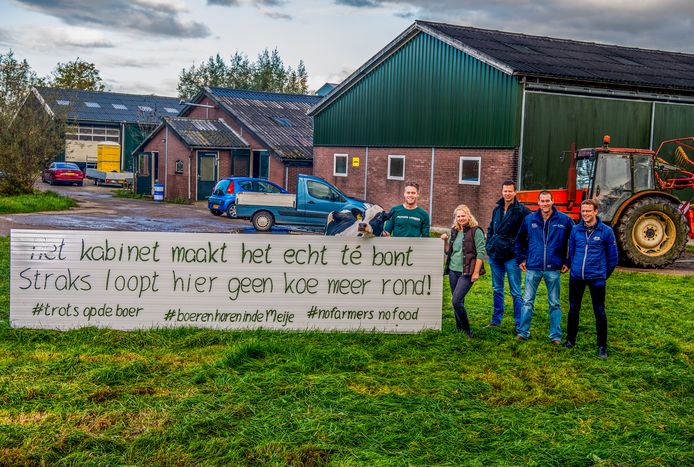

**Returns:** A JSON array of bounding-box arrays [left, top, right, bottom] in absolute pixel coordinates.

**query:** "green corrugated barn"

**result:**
[[309, 20, 694, 227]]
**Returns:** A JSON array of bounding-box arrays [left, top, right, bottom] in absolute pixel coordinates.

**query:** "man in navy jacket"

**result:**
[[486, 180, 531, 329], [515, 191, 573, 344], [564, 199, 619, 358]]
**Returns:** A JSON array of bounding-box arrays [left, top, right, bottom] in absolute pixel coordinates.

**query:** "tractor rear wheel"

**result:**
[[615, 196, 687, 268]]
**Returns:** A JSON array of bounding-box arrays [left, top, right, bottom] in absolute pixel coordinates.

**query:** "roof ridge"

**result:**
[[35, 85, 178, 100], [207, 86, 320, 99], [416, 20, 694, 57]]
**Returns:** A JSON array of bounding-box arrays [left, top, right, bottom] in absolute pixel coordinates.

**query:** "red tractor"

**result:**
[[518, 136, 694, 268]]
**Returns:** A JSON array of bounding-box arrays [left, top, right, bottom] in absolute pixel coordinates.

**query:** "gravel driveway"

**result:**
[[0, 183, 317, 235]]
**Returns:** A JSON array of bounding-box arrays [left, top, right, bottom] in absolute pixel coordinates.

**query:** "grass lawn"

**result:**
[[0, 191, 77, 215], [0, 236, 692, 465]]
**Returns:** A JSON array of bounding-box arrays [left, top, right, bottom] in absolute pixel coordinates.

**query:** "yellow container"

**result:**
[[97, 144, 121, 172]]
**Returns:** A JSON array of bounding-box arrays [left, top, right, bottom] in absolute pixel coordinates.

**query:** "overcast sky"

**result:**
[[2, 0, 693, 97]]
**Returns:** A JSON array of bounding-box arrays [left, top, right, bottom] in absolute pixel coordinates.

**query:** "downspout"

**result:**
[[649, 101, 656, 150], [284, 165, 288, 188], [517, 78, 528, 190], [188, 150, 193, 201], [364, 147, 369, 200], [429, 147, 435, 217], [164, 125, 169, 196], [120, 121, 125, 172]]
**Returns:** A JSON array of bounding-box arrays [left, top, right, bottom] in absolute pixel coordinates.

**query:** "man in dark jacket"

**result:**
[[515, 191, 573, 344], [486, 180, 530, 330], [564, 199, 619, 358]]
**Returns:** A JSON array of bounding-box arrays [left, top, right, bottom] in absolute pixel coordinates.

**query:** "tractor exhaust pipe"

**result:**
[[567, 142, 576, 207]]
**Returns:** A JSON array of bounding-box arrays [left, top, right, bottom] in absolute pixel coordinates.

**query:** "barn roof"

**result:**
[[418, 20, 694, 91], [201, 87, 322, 162], [166, 117, 248, 149], [32, 86, 184, 125], [310, 20, 694, 115], [132, 117, 248, 155]]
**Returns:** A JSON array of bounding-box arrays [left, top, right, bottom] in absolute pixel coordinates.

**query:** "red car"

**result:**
[[42, 162, 84, 186]]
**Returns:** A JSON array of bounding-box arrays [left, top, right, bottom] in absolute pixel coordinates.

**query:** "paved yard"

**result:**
[[0, 183, 317, 236]]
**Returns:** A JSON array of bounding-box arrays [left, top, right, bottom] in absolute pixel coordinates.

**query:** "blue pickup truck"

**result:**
[[233, 174, 369, 231]]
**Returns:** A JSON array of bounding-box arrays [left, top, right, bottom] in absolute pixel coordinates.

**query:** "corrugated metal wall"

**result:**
[[314, 32, 520, 148], [652, 102, 694, 200], [521, 92, 652, 189], [123, 123, 154, 172]]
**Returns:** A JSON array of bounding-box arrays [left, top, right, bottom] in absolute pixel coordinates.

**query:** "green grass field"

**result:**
[[0, 191, 77, 214], [0, 236, 692, 465]]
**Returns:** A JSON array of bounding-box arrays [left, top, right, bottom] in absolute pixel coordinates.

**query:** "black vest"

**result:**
[[445, 226, 485, 276]]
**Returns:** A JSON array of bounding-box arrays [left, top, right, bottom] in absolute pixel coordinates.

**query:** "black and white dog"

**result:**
[[325, 204, 392, 237]]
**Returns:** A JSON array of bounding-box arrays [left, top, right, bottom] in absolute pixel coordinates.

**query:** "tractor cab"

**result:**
[[574, 146, 656, 223]]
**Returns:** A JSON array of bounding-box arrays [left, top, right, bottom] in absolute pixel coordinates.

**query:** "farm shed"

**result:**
[[309, 20, 694, 228], [176, 87, 322, 194], [30, 87, 183, 173], [133, 117, 249, 201]]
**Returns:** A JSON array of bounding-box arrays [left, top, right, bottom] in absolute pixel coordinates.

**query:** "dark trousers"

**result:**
[[567, 277, 608, 348], [449, 270, 474, 335]]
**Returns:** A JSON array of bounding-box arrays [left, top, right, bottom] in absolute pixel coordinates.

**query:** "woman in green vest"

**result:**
[[442, 204, 486, 337]]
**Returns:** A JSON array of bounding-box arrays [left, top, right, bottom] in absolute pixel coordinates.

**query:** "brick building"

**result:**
[[309, 21, 694, 228], [133, 117, 248, 201], [173, 87, 322, 196]]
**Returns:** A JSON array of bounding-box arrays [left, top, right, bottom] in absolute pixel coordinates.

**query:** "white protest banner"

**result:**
[[10, 229, 444, 333]]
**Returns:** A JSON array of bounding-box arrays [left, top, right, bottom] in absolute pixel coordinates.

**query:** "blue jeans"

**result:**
[[517, 269, 563, 341], [488, 256, 523, 327], [448, 270, 474, 335]]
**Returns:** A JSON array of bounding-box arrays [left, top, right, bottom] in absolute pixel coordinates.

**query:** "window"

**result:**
[[388, 155, 405, 180], [307, 180, 344, 202], [459, 157, 481, 185], [65, 125, 119, 142], [333, 154, 348, 176], [164, 107, 179, 114], [85, 102, 100, 108], [138, 105, 153, 112], [112, 103, 128, 110], [175, 160, 184, 174], [56, 100, 70, 106], [255, 181, 282, 193]]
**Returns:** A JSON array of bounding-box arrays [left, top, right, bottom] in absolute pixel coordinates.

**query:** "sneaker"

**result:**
[[467, 331, 475, 339], [551, 340, 561, 346], [515, 334, 526, 341], [563, 341, 575, 349], [598, 346, 608, 359], [484, 323, 499, 328]]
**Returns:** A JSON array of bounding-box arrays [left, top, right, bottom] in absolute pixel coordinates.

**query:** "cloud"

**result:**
[[207, 0, 291, 19], [0, 28, 14, 46], [333, 0, 694, 53], [42, 27, 114, 48], [15, 0, 211, 38], [261, 10, 293, 19], [207, 0, 240, 5], [335, 0, 380, 7], [102, 56, 160, 69]]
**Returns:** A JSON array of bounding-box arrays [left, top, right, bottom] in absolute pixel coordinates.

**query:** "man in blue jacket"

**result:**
[[485, 180, 530, 330], [564, 199, 619, 358], [515, 191, 573, 344]]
